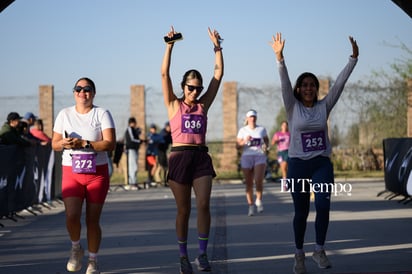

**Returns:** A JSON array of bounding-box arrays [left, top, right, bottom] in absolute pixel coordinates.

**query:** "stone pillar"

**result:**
[[38, 85, 54, 137], [130, 85, 146, 173], [220, 82, 238, 172], [407, 78, 412, 137]]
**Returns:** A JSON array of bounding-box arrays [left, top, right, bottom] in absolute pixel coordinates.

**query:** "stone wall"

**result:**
[[332, 147, 383, 171], [38, 85, 54, 137], [219, 82, 239, 172], [130, 85, 146, 173]]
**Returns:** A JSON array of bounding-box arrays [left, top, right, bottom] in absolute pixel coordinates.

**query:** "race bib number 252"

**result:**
[[301, 131, 326, 152]]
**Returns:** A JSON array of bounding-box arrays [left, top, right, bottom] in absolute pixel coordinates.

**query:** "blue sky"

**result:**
[[0, 1, 411, 139], [0, 0, 410, 96]]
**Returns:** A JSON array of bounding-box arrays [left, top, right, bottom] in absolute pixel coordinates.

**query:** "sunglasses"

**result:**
[[73, 86, 94, 93], [186, 84, 204, 93]]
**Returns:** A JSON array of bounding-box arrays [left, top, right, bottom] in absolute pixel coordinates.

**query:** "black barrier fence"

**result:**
[[3, 138, 410, 217], [382, 138, 412, 203], [0, 144, 58, 218]]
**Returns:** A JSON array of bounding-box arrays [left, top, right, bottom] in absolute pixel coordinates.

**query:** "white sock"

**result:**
[[71, 240, 81, 248], [89, 252, 98, 261]]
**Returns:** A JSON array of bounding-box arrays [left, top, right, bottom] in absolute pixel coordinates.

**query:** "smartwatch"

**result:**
[[84, 140, 91, 149]]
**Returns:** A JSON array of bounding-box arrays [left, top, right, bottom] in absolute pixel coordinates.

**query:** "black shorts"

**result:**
[[167, 146, 216, 184]]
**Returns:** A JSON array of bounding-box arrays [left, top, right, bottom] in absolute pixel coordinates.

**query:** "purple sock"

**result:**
[[178, 237, 188, 257], [198, 233, 209, 255]]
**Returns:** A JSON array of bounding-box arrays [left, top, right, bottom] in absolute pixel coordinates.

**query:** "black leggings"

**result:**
[[287, 156, 334, 249]]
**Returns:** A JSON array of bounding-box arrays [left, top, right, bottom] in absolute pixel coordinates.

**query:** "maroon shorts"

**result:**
[[167, 147, 216, 184], [62, 164, 110, 204]]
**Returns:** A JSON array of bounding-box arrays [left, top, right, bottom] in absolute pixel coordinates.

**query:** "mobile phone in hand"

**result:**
[[164, 33, 183, 44], [64, 131, 69, 138]]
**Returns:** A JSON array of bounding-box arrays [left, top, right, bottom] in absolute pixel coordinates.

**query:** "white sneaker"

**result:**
[[255, 200, 264, 213], [248, 205, 255, 216], [66, 245, 84, 272], [86, 259, 100, 274]]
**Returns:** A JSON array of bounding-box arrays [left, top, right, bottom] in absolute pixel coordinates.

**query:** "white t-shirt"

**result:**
[[237, 125, 268, 156], [53, 105, 115, 166]]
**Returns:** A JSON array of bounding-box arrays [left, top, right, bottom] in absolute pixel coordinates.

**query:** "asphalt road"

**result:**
[[0, 179, 411, 274]]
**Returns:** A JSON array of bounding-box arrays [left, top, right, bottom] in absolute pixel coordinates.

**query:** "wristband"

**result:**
[[214, 46, 222, 52]]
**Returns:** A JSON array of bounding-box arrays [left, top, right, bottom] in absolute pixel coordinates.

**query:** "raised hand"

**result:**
[[270, 32, 285, 61], [164, 25, 181, 45], [349, 36, 359, 58], [208, 27, 223, 48]]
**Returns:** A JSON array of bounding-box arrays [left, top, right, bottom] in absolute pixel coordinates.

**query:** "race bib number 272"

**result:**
[[72, 153, 96, 173]]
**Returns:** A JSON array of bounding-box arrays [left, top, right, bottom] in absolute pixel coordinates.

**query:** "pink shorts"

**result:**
[[62, 164, 110, 204], [240, 154, 267, 169]]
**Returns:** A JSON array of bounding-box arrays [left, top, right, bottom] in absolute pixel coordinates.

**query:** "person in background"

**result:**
[[51, 77, 116, 274], [30, 119, 52, 145], [161, 25, 223, 273], [124, 117, 142, 190], [145, 124, 164, 187], [22, 112, 37, 140], [270, 32, 358, 273], [271, 120, 290, 183], [0, 112, 31, 147], [156, 121, 172, 186], [237, 109, 269, 216], [16, 120, 35, 143], [23, 112, 37, 127]]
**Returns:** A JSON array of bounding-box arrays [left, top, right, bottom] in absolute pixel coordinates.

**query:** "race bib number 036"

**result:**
[[72, 153, 96, 173], [181, 114, 205, 134], [301, 131, 326, 152]]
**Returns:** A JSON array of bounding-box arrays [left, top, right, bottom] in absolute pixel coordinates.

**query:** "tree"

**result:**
[[344, 42, 411, 147], [345, 123, 359, 146], [270, 106, 286, 138], [330, 124, 341, 147]]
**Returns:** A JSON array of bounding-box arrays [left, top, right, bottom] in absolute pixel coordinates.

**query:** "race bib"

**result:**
[[72, 153, 96, 173], [181, 114, 205, 134], [249, 138, 261, 147], [301, 131, 326, 152]]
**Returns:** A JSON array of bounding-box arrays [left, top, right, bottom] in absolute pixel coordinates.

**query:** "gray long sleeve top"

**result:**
[[278, 57, 358, 160]]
